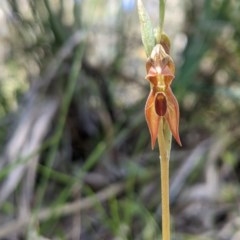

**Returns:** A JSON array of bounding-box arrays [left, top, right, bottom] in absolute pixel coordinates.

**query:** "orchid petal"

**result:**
[[145, 59, 158, 86], [161, 65, 174, 79], [145, 69, 158, 86]]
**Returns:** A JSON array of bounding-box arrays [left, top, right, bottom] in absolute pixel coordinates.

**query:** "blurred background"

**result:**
[[0, 0, 240, 239]]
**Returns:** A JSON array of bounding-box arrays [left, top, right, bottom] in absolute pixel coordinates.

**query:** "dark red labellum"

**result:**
[[155, 92, 167, 116]]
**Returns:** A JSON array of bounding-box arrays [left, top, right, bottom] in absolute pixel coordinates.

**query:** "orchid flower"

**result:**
[[145, 43, 182, 149], [138, 1, 182, 239]]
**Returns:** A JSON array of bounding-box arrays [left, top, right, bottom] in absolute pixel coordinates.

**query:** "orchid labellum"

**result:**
[[145, 43, 182, 149]]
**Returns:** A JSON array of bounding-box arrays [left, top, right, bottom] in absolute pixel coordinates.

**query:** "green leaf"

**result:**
[[137, 0, 155, 56], [159, 0, 166, 34]]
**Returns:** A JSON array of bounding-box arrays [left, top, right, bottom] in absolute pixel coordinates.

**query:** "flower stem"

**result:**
[[158, 118, 170, 240]]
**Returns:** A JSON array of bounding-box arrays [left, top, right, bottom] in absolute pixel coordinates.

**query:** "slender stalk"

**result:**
[[158, 118, 170, 240]]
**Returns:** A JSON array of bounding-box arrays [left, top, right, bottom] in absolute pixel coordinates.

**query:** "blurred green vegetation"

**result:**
[[0, 0, 240, 239]]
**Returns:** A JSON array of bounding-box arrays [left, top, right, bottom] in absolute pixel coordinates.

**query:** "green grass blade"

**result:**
[[159, 0, 166, 34]]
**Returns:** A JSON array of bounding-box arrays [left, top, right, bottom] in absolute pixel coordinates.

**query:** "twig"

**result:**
[[170, 138, 212, 204], [69, 185, 82, 240], [0, 98, 58, 206], [0, 182, 125, 238]]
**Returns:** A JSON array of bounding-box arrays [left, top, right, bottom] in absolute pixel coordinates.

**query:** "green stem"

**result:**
[[158, 118, 170, 240]]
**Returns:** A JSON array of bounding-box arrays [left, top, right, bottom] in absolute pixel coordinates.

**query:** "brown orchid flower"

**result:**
[[145, 43, 182, 149]]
